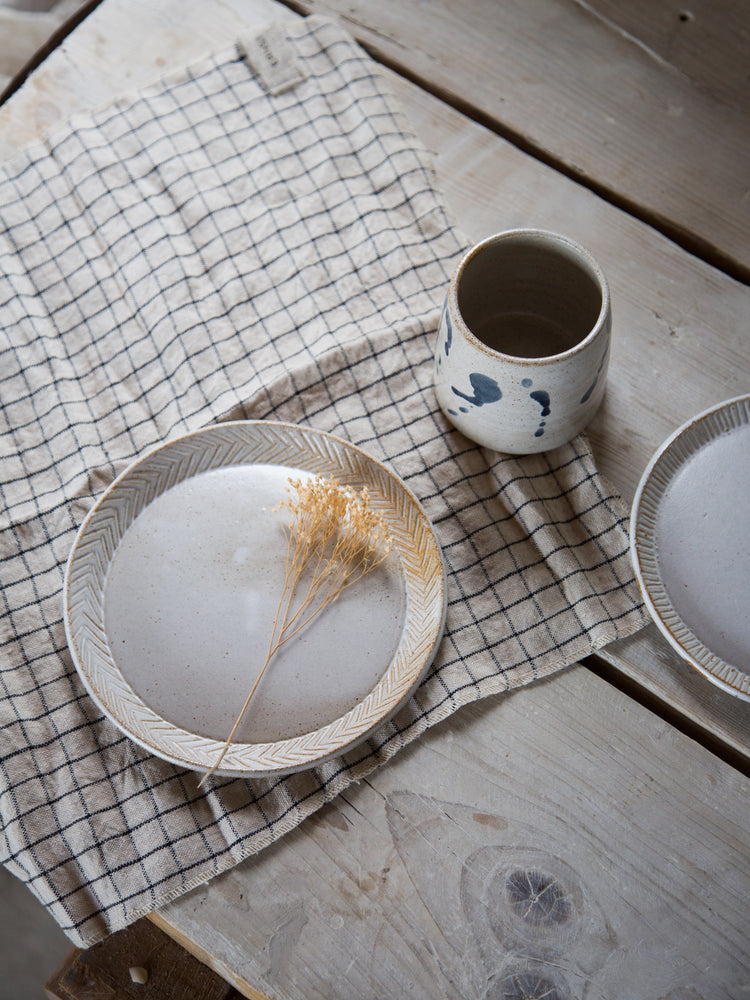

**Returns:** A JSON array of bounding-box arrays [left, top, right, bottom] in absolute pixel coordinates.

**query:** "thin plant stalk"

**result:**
[[198, 476, 393, 785]]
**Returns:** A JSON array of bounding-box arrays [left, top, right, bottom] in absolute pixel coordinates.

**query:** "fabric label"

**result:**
[[238, 23, 307, 96]]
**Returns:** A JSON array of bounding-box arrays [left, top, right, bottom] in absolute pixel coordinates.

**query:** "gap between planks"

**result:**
[[277, 0, 750, 287], [0, 0, 101, 104], [584, 652, 750, 778]]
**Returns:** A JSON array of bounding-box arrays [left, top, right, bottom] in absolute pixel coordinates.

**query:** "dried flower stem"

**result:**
[[199, 476, 393, 785]]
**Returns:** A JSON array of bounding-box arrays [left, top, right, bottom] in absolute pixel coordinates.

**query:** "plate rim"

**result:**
[[630, 394, 750, 702], [64, 420, 447, 777]]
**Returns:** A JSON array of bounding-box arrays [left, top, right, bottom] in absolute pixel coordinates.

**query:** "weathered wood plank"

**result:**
[[0, 7, 62, 80], [0, 0, 87, 96], [586, 0, 750, 114], [285, 0, 750, 281], [595, 624, 750, 768], [156, 665, 750, 1000], [44, 916, 248, 1000]]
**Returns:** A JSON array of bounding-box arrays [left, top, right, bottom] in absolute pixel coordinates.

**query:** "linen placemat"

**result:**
[[0, 16, 648, 946]]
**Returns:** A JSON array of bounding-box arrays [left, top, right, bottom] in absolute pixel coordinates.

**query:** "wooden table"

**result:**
[[5, 1, 748, 996]]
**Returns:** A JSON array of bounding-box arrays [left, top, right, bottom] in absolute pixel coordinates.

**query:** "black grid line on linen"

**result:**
[[0, 17, 647, 947]]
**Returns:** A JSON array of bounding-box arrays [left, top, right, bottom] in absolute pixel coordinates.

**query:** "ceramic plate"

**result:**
[[630, 395, 750, 701], [64, 421, 447, 776]]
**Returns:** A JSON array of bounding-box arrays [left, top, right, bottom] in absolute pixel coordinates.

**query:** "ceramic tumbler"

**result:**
[[434, 229, 611, 454]]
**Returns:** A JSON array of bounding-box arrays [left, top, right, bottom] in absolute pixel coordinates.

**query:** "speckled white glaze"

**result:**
[[434, 229, 611, 454]]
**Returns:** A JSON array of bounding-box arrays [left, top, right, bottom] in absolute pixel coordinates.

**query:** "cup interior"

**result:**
[[456, 233, 604, 359]]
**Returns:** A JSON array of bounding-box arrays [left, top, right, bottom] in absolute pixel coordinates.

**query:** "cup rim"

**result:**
[[449, 228, 611, 365]]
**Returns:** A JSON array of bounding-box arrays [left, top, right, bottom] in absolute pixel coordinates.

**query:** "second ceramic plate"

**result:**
[[631, 395, 750, 701]]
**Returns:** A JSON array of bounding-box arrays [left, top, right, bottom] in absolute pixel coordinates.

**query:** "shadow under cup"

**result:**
[[435, 230, 611, 454], [457, 235, 604, 359]]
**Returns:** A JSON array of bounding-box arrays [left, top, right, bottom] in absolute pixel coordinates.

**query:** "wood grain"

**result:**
[[586, 0, 750, 114], [0, 0, 89, 95], [285, 0, 750, 281], [156, 665, 750, 999], [0, 6, 61, 83]]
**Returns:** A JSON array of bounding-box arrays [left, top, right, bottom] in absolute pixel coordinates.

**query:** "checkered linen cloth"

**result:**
[[0, 17, 648, 946]]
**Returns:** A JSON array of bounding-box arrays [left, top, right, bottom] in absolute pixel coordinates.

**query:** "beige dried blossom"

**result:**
[[199, 475, 393, 784]]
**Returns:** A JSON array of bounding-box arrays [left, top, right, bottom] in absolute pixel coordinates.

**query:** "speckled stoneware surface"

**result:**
[[64, 421, 447, 776], [434, 230, 611, 454], [631, 395, 750, 701]]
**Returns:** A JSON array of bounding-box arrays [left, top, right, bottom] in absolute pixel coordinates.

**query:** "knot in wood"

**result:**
[[490, 967, 570, 1000], [505, 869, 570, 926]]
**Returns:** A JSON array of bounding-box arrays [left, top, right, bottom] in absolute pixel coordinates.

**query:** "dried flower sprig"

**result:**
[[199, 475, 393, 785]]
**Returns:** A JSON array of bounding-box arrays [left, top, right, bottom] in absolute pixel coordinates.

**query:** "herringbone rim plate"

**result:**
[[64, 421, 447, 777]]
